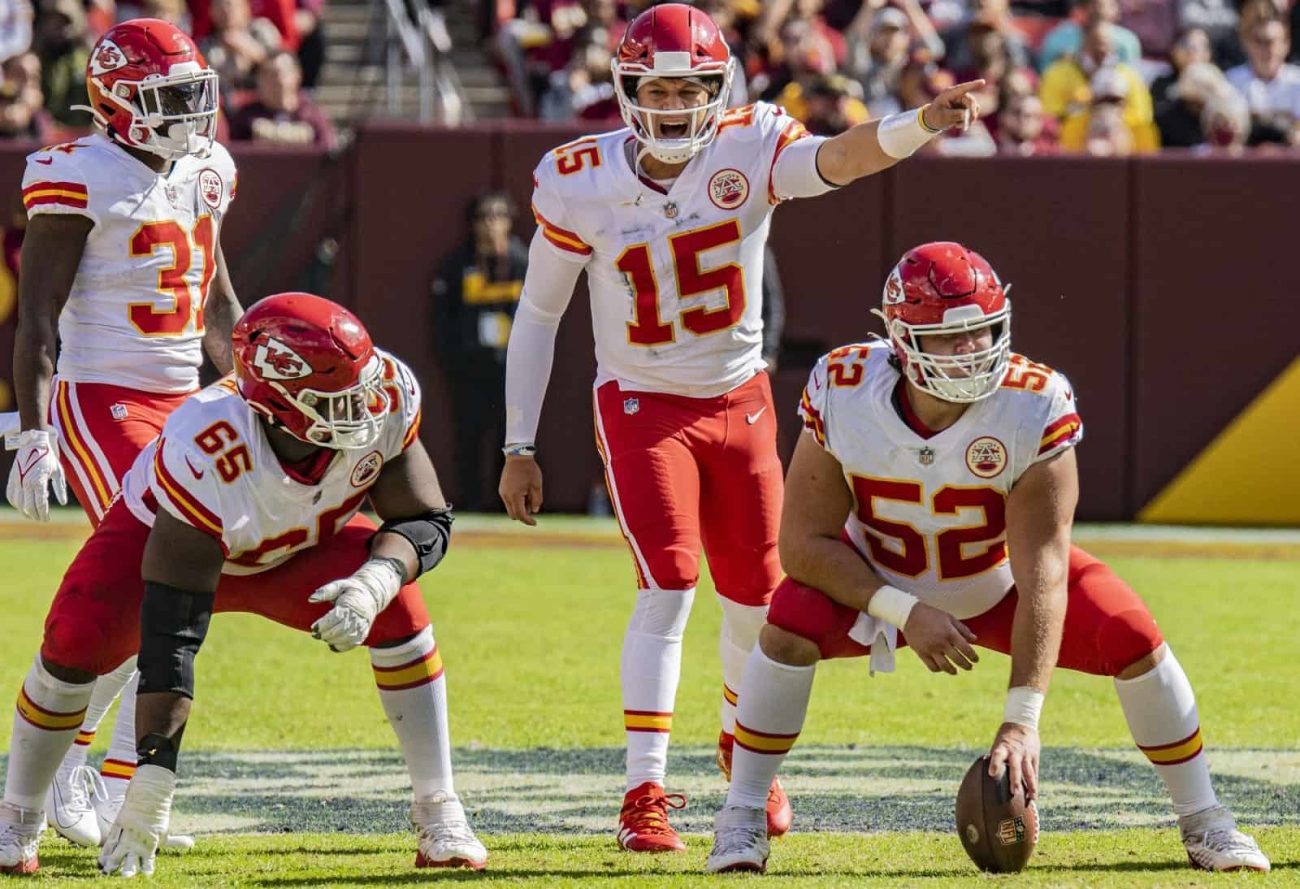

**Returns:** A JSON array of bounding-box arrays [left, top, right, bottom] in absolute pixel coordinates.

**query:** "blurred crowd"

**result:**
[[0, 0, 336, 148], [493, 0, 1300, 155]]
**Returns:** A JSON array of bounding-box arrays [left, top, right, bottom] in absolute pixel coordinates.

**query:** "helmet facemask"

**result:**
[[270, 356, 391, 450], [876, 302, 1012, 404], [90, 63, 218, 160], [613, 60, 733, 164]]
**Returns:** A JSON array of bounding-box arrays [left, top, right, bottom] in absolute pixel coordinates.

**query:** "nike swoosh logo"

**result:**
[[35, 157, 53, 165], [184, 455, 205, 479], [18, 448, 48, 482], [745, 407, 767, 425]]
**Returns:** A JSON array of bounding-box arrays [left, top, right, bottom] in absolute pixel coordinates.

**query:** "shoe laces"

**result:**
[[712, 806, 765, 855], [58, 763, 107, 815], [411, 796, 479, 848], [623, 788, 686, 837]]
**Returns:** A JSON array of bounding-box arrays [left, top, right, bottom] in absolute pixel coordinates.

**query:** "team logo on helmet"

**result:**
[[883, 269, 906, 305], [708, 168, 749, 210], [198, 169, 223, 209], [91, 41, 127, 75], [253, 337, 313, 381], [965, 436, 1007, 479], [350, 450, 384, 488]]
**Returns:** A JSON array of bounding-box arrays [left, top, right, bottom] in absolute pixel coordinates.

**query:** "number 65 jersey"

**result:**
[[22, 132, 237, 393], [121, 350, 423, 574], [799, 341, 1084, 619]]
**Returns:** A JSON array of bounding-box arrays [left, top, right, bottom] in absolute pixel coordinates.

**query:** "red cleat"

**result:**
[[617, 782, 687, 852], [718, 731, 794, 838]]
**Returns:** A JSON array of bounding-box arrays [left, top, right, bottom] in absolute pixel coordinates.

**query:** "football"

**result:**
[[955, 754, 1039, 873]]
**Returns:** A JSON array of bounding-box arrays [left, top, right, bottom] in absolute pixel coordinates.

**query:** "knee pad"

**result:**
[[627, 587, 695, 639]]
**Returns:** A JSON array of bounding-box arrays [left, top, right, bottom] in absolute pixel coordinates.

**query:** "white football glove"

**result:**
[[309, 558, 406, 652], [98, 764, 175, 878], [5, 429, 67, 521]]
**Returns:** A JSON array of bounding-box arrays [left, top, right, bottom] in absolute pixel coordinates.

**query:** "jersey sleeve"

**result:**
[[379, 352, 424, 458], [530, 154, 593, 263], [751, 101, 832, 205], [798, 354, 832, 450], [1034, 371, 1084, 463], [149, 433, 230, 554], [206, 141, 239, 214], [21, 145, 101, 230]]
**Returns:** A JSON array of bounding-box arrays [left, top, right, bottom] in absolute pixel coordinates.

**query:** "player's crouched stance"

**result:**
[[0, 294, 487, 876], [705, 243, 1269, 875]]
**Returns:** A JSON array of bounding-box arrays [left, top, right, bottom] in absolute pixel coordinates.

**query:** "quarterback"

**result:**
[[8, 17, 242, 846], [0, 294, 487, 876], [705, 242, 1269, 874], [498, 2, 982, 851]]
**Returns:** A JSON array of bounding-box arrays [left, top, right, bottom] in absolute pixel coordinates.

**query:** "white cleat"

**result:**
[[706, 804, 770, 874], [46, 762, 105, 847], [1179, 805, 1270, 872], [411, 792, 488, 870], [0, 802, 43, 875]]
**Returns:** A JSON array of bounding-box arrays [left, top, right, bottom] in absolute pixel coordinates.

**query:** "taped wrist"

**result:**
[[376, 507, 453, 579], [876, 107, 942, 159], [138, 580, 214, 699]]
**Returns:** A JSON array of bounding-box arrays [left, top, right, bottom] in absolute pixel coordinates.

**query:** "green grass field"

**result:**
[[2, 515, 1298, 885]]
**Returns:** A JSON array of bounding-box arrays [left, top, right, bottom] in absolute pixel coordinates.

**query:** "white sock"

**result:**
[[60, 656, 137, 773], [1114, 645, 1218, 816], [717, 596, 767, 736], [371, 626, 455, 801], [727, 647, 815, 809], [622, 587, 694, 790], [101, 663, 139, 787], [5, 656, 94, 811]]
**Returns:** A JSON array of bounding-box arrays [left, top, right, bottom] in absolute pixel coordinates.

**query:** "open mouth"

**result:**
[[659, 121, 689, 138]]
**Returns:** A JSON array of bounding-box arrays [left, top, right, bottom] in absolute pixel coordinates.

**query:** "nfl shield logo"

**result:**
[[624, 397, 640, 415], [110, 403, 128, 421], [919, 446, 935, 466]]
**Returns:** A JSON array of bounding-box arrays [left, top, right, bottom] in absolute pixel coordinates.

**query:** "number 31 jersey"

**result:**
[[120, 349, 423, 575], [531, 102, 820, 398], [799, 341, 1084, 619], [22, 133, 238, 393]]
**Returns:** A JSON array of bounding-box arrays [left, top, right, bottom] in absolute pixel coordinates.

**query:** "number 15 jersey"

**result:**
[[22, 133, 238, 394], [531, 102, 828, 398]]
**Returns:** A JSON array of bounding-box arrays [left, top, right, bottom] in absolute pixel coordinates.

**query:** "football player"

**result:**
[[498, 2, 983, 851], [8, 18, 242, 846], [0, 294, 487, 877], [705, 242, 1270, 874]]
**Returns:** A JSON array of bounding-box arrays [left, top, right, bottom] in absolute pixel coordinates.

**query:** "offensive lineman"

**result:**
[[7, 18, 242, 846], [498, 2, 983, 851], [705, 242, 1269, 874], [0, 294, 487, 876]]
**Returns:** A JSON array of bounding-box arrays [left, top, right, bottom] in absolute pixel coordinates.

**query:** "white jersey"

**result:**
[[799, 341, 1084, 619], [121, 350, 422, 575], [22, 134, 238, 393], [531, 102, 825, 398]]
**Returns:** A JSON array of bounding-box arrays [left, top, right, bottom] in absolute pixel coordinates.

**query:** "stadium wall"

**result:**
[[0, 132, 1294, 524]]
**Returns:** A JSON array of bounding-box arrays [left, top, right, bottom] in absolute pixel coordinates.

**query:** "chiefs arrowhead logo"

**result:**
[[198, 169, 223, 209], [91, 41, 127, 75], [253, 338, 313, 381], [884, 270, 906, 305]]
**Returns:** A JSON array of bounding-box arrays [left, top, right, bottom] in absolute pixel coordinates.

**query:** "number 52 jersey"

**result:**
[[22, 133, 237, 393], [799, 341, 1084, 619]]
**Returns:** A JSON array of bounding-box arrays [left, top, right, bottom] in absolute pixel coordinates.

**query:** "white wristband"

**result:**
[[1003, 686, 1045, 730], [876, 106, 942, 159], [865, 584, 919, 628]]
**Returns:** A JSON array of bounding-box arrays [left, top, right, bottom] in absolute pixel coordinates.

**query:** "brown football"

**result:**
[[955, 754, 1039, 873]]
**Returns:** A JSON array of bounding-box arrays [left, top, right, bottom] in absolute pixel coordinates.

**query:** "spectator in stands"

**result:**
[[1226, 16, 1300, 145], [997, 92, 1058, 153], [941, 0, 1030, 73], [227, 50, 337, 148], [779, 71, 870, 133], [293, 0, 324, 88], [1058, 64, 1159, 150], [1178, 0, 1240, 66], [1154, 34, 1227, 146], [754, 0, 850, 71], [539, 31, 618, 120], [115, 0, 190, 28], [495, 0, 589, 116], [33, 0, 90, 128], [190, 0, 298, 52], [1038, 0, 1141, 70], [1040, 19, 1152, 127], [846, 5, 915, 117], [199, 0, 282, 101], [1080, 97, 1136, 153], [949, 20, 1033, 128], [432, 191, 528, 512], [753, 14, 839, 102], [0, 0, 33, 66], [1198, 88, 1252, 152], [0, 50, 52, 140]]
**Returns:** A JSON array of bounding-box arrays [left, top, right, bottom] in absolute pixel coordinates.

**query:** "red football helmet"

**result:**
[[80, 18, 218, 160], [875, 242, 1012, 403], [232, 294, 391, 450], [612, 3, 734, 164]]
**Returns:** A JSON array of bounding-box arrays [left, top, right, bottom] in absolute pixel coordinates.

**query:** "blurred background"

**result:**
[[0, 0, 1294, 525]]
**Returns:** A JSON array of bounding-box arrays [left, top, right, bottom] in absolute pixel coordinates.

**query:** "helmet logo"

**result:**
[[884, 270, 906, 304], [198, 169, 223, 209], [92, 41, 127, 75], [253, 338, 313, 380], [965, 436, 1008, 479], [707, 168, 749, 210]]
